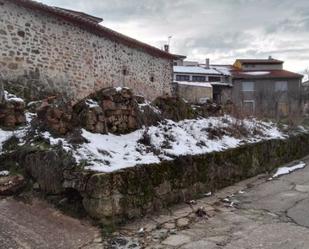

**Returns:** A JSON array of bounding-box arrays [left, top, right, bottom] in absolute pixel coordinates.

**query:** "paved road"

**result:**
[[0, 198, 102, 249], [112, 156, 309, 249]]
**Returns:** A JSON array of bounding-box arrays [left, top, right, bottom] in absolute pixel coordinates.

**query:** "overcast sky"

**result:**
[[41, 0, 309, 73]]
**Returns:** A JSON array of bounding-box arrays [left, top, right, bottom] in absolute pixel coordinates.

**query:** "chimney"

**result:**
[[205, 58, 210, 68], [268, 55, 273, 60], [164, 44, 169, 53]]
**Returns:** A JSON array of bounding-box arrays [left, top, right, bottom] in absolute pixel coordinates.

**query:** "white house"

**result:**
[[172, 59, 232, 103]]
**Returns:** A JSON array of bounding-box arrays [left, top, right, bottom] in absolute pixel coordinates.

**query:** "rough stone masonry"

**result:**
[[0, 0, 178, 102]]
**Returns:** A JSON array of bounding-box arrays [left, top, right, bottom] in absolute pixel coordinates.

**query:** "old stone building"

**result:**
[[0, 0, 182, 102]]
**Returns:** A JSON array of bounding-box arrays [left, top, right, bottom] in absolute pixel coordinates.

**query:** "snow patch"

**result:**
[[67, 116, 286, 173], [0, 130, 14, 151], [242, 71, 270, 76], [211, 65, 232, 76], [0, 170, 9, 176], [4, 91, 24, 103], [85, 99, 99, 109], [174, 66, 222, 75], [0, 126, 29, 153], [175, 81, 213, 88], [1, 113, 290, 174], [138, 101, 161, 114], [115, 86, 129, 92], [272, 162, 306, 178]]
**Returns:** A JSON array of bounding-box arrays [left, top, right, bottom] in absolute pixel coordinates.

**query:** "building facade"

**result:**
[[172, 62, 231, 103], [230, 58, 303, 117], [0, 0, 181, 102]]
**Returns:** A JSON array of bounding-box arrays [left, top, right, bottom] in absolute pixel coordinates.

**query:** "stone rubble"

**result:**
[[73, 87, 140, 134], [0, 92, 26, 128], [35, 87, 162, 135], [36, 96, 73, 135], [0, 174, 25, 195]]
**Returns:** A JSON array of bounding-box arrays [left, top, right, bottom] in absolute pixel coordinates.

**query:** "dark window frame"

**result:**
[[176, 75, 190, 81], [208, 76, 221, 82], [192, 75, 206, 82]]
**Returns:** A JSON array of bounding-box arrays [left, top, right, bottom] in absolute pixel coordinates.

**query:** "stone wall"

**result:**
[[0, 1, 172, 102], [172, 83, 213, 103], [0, 92, 25, 128], [63, 132, 309, 224]]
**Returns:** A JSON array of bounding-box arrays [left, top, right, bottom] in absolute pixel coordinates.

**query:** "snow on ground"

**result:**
[[4, 91, 24, 103], [115, 86, 128, 92], [138, 100, 161, 114], [0, 128, 28, 153], [0, 112, 35, 153], [0, 113, 300, 173], [0, 170, 9, 176], [271, 162, 306, 179], [0, 129, 14, 151], [85, 99, 99, 108], [47, 116, 286, 173]]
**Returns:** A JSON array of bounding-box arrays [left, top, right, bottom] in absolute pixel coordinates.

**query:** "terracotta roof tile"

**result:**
[[231, 70, 303, 79], [235, 59, 284, 65]]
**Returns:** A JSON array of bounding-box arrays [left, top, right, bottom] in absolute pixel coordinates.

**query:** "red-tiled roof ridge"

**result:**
[[8, 0, 185, 60], [235, 58, 284, 64], [231, 69, 303, 79]]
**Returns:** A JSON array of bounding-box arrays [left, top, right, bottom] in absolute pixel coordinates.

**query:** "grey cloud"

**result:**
[[173, 31, 254, 58], [41, 0, 309, 71]]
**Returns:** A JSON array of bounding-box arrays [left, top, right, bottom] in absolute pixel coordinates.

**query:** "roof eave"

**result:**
[[232, 75, 303, 80]]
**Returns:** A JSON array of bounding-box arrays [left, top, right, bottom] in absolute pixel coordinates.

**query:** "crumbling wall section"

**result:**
[[63, 133, 309, 223]]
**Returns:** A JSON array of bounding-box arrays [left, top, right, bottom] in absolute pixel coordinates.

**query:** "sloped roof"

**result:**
[[210, 65, 233, 76], [8, 0, 184, 60], [174, 66, 222, 75], [54, 7, 103, 24], [235, 59, 284, 65], [231, 69, 303, 79], [174, 81, 213, 88]]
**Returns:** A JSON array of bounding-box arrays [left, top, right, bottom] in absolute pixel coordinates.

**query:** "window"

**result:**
[[245, 64, 256, 68], [275, 81, 288, 92], [176, 75, 190, 81], [192, 76, 206, 82], [208, 76, 221, 82], [242, 82, 254, 92], [122, 68, 128, 76]]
